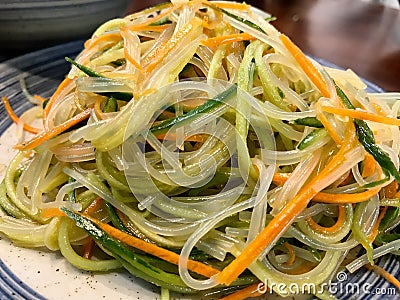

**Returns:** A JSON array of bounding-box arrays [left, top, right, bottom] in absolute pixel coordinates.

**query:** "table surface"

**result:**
[[128, 0, 400, 92]]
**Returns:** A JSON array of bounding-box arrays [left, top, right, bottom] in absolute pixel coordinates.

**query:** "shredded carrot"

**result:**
[[78, 212, 220, 278], [283, 242, 296, 266], [40, 207, 66, 219], [216, 123, 357, 285], [368, 206, 388, 242], [321, 105, 400, 127], [42, 77, 73, 123], [127, 24, 170, 33], [220, 283, 264, 300], [272, 172, 291, 185], [362, 153, 376, 178], [315, 102, 343, 145], [280, 34, 330, 98], [201, 33, 256, 48], [15, 108, 91, 151], [82, 238, 95, 259], [124, 48, 145, 73], [306, 205, 347, 234], [2, 96, 41, 134], [84, 33, 123, 50], [313, 187, 381, 204], [84, 197, 104, 215], [365, 263, 400, 291]]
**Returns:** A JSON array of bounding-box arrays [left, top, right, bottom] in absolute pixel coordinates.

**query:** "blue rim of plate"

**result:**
[[0, 41, 398, 300]]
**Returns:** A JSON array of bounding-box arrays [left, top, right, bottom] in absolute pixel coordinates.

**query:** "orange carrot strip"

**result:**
[[40, 207, 66, 219], [306, 205, 346, 234], [123, 48, 145, 74], [220, 283, 264, 300], [201, 33, 256, 48], [2, 96, 41, 134], [15, 108, 91, 151], [362, 153, 376, 178], [129, 24, 170, 33], [272, 172, 291, 185], [82, 238, 95, 259], [84, 197, 104, 215], [368, 206, 388, 242], [42, 77, 73, 123], [321, 106, 400, 126], [79, 212, 220, 278], [365, 263, 400, 291], [283, 242, 296, 266], [84, 33, 123, 50], [313, 187, 381, 204], [315, 100, 343, 145], [216, 124, 357, 285], [280, 34, 330, 98]]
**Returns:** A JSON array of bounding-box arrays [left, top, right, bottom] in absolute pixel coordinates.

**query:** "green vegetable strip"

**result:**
[[67, 177, 76, 203], [102, 96, 118, 113], [61, 208, 196, 294], [254, 42, 290, 111], [150, 84, 237, 135], [294, 117, 324, 128], [352, 202, 374, 264], [236, 42, 258, 181], [335, 84, 400, 182], [58, 217, 122, 271], [104, 202, 131, 233], [65, 57, 133, 101], [297, 128, 328, 150], [379, 207, 400, 232], [65, 57, 103, 77], [0, 182, 27, 219]]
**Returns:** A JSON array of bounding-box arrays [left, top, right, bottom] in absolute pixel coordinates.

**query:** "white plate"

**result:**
[[0, 41, 399, 300]]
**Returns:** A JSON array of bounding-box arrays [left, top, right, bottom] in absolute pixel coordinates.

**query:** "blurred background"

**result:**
[[0, 0, 399, 91]]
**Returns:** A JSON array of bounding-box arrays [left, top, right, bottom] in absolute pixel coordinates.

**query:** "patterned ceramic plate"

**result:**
[[0, 41, 398, 300]]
